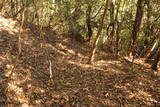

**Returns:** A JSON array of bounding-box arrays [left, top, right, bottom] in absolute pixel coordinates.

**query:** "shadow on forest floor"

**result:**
[[0, 15, 160, 106]]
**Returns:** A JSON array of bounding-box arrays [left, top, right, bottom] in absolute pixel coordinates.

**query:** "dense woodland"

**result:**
[[0, 0, 160, 106]]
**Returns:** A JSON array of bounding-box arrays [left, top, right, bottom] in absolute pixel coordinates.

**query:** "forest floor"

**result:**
[[0, 15, 160, 107]]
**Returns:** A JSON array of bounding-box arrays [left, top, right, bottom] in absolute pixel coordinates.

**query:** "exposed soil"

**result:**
[[0, 15, 160, 107]]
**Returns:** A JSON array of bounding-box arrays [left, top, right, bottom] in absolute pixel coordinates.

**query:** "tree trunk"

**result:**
[[107, 1, 115, 53], [129, 0, 144, 56], [140, 0, 151, 57], [86, 4, 93, 42], [151, 47, 160, 71], [88, 0, 109, 64], [145, 40, 159, 59], [115, 0, 121, 54], [145, 32, 160, 61]]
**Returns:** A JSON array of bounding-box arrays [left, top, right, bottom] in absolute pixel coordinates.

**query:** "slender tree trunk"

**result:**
[[129, 0, 144, 56], [107, 1, 115, 53], [151, 47, 160, 71], [145, 0, 151, 38], [145, 32, 160, 61], [145, 40, 159, 59], [88, 0, 109, 64], [86, 4, 93, 42], [141, 0, 151, 57], [115, 0, 121, 54]]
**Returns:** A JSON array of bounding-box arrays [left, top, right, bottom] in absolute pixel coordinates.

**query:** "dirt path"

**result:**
[[0, 15, 160, 106]]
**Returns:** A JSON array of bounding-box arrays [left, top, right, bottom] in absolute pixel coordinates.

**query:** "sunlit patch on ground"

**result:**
[[0, 15, 19, 34], [67, 60, 107, 71], [7, 83, 29, 104], [128, 89, 158, 105], [5, 69, 31, 106]]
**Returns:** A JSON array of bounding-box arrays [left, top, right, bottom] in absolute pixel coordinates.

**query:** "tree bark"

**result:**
[[145, 40, 159, 59], [151, 47, 160, 71], [86, 4, 93, 42], [129, 0, 144, 56], [145, 32, 160, 62], [88, 0, 109, 64], [115, 0, 121, 54], [106, 1, 115, 53]]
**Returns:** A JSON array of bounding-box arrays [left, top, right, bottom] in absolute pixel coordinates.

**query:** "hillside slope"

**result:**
[[0, 15, 160, 106]]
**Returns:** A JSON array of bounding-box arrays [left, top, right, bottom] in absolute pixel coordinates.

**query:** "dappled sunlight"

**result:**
[[0, 15, 19, 34], [57, 43, 89, 59], [128, 89, 158, 105], [5, 68, 31, 106], [124, 56, 151, 68], [46, 43, 68, 56], [58, 43, 76, 55], [0, 55, 6, 61], [7, 83, 29, 106], [67, 60, 125, 75], [67, 60, 108, 71], [5, 64, 14, 77], [32, 87, 45, 94], [94, 60, 126, 74], [0, 12, 159, 106], [63, 38, 71, 42], [114, 83, 158, 105], [77, 52, 88, 59], [95, 60, 122, 66]]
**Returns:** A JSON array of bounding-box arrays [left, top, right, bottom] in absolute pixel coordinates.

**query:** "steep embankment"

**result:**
[[0, 15, 160, 106]]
